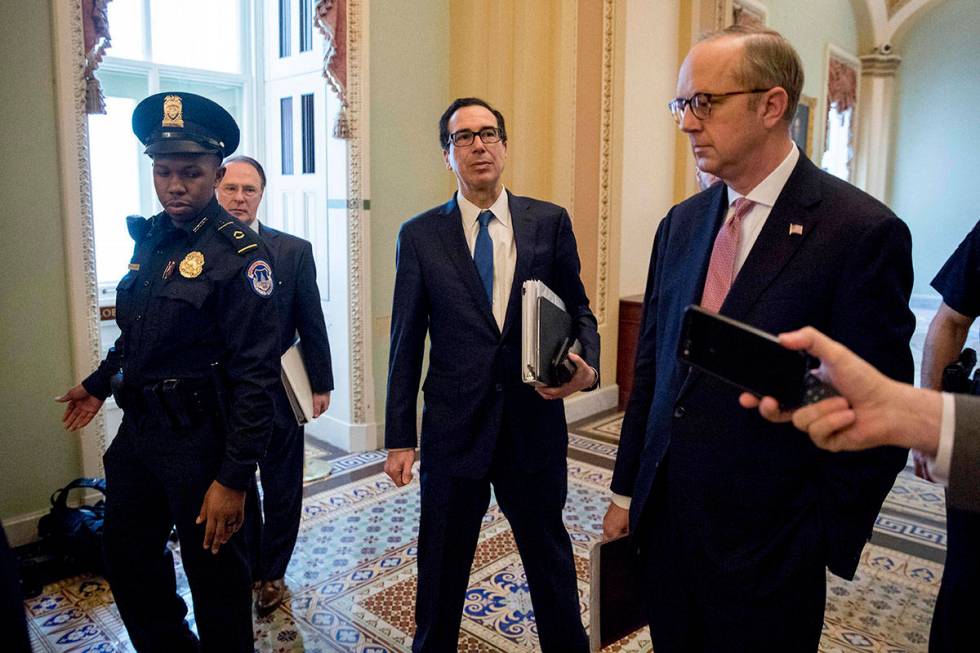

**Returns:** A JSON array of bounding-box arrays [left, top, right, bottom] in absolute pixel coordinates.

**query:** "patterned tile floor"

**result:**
[[25, 426, 946, 653], [26, 295, 962, 652]]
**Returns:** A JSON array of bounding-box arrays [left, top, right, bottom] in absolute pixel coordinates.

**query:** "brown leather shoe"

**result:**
[[255, 578, 286, 617]]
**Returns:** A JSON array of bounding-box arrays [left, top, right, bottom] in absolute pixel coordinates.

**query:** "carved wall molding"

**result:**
[[345, 0, 370, 425], [595, 0, 615, 325], [860, 51, 903, 77], [51, 0, 107, 475]]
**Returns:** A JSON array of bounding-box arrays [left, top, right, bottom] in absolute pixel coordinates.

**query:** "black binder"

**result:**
[[521, 280, 581, 387], [589, 535, 647, 651]]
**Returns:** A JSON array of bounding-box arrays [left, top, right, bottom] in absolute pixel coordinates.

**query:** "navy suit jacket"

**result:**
[[612, 155, 915, 580], [259, 224, 334, 425], [385, 191, 600, 478]]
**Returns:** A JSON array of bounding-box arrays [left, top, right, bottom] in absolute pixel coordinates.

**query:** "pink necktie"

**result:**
[[700, 198, 755, 312]]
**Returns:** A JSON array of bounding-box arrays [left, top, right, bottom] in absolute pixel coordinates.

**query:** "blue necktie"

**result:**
[[474, 210, 494, 306]]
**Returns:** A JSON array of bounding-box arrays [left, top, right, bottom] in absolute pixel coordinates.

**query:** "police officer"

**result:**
[[56, 92, 280, 652], [920, 219, 980, 652]]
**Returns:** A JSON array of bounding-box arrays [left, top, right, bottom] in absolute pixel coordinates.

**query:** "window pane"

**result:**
[[106, 0, 145, 60], [281, 96, 294, 175], [279, 0, 292, 58], [301, 93, 315, 173], [89, 97, 143, 285], [150, 0, 242, 73], [300, 0, 313, 53]]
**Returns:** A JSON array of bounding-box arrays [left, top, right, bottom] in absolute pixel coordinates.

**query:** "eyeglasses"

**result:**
[[668, 88, 772, 124], [218, 184, 261, 199], [447, 127, 503, 148]]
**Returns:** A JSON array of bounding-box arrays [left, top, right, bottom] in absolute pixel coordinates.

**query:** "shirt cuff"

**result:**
[[925, 393, 956, 486], [611, 493, 632, 510]]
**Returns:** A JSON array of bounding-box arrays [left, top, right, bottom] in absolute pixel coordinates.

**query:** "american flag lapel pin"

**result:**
[[789, 223, 804, 236]]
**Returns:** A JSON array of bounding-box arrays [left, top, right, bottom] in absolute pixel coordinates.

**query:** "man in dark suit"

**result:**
[[217, 155, 334, 616], [917, 221, 980, 652], [384, 97, 599, 652], [602, 26, 915, 651]]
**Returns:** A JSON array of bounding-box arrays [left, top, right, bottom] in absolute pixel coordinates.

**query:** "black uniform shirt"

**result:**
[[83, 197, 281, 490], [932, 219, 980, 319]]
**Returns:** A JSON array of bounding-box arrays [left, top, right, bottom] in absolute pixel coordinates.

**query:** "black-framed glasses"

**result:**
[[668, 88, 772, 124], [447, 127, 503, 147]]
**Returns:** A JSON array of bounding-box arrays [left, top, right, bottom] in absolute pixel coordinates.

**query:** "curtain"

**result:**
[[315, 0, 350, 139], [827, 56, 858, 113], [83, 0, 112, 114]]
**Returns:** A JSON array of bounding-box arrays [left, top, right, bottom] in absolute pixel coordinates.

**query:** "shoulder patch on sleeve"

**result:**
[[216, 219, 263, 255], [245, 259, 274, 297], [126, 215, 151, 243]]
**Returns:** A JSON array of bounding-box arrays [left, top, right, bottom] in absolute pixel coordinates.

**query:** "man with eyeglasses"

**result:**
[[216, 155, 334, 617], [602, 25, 914, 650], [384, 97, 599, 652]]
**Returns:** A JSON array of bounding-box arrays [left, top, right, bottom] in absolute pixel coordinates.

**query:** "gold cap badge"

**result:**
[[162, 95, 184, 128], [179, 251, 205, 278]]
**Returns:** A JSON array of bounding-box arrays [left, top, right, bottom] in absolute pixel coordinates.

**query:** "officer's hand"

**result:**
[[312, 392, 331, 418], [196, 480, 246, 555], [602, 501, 630, 541], [536, 353, 597, 401], [55, 384, 105, 432], [384, 449, 415, 487]]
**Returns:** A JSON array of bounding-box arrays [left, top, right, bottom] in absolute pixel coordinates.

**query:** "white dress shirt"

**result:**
[[725, 143, 800, 276], [612, 143, 801, 512], [458, 188, 517, 331]]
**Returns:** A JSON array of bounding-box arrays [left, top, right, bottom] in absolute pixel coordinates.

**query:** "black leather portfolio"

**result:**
[[589, 535, 646, 652]]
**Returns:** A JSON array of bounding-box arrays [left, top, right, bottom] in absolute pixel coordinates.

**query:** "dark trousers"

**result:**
[[102, 415, 253, 653], [1, 525, 29, 653], [637, 468, 826, 653], [412, 437, 588, 653], [930, 502, 980, 652], [249, 418, 305, 581]]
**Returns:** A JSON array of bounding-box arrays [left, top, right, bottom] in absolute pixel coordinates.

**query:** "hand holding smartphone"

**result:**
[[678, 305, 838, 409]]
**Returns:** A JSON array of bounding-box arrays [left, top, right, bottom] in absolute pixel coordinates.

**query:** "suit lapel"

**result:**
[[686, 184, 729, 307], [501, 192, 536, 340], [677, 155, 822, 403], [720, 155, 822, 322], [435, 195, 500, 334], [674, 184, 729, 401], [258, 223, 281, 260]]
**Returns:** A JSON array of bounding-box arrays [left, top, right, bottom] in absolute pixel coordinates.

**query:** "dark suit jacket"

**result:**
[[259, 224, 334, 425], [612, 155, 915, 580], [951, 394, 980, 512], [385, 191, 600, 478]]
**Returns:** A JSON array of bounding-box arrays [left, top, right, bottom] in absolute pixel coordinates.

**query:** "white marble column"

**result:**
[[855, 48, 902, 202]]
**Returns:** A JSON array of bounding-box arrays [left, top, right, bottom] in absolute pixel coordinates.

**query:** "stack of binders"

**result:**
[[521, 279, 581, 387]]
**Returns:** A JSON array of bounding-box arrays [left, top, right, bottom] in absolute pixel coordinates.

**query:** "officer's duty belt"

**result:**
[[118, 378, 218, 430]]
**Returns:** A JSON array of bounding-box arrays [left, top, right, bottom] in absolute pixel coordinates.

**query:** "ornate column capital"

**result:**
[[860, 48, 902, 77]]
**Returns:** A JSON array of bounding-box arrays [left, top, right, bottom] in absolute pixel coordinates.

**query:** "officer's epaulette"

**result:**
[[125, 215, 152, 243], [214, 218, 262, 256]]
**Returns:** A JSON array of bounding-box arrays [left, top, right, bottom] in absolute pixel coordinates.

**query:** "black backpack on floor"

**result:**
[[37, 478, 107, 575]]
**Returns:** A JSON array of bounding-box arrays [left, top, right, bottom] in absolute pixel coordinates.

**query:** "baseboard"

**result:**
[[564, 384, 618, 424], [2, 510, 47, 547], [305, 414, 381, 453]]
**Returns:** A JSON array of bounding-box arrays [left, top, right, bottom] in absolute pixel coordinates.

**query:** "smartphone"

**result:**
[[678, 305, 815, 408]]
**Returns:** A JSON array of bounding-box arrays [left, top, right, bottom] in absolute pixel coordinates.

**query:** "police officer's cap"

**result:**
[[132, 92, 239, 158]]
